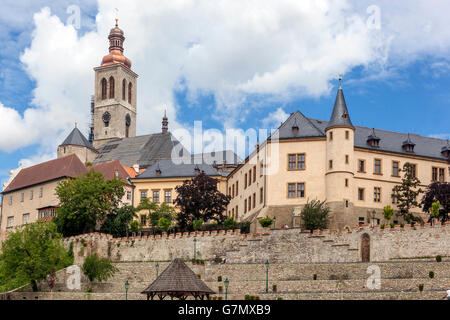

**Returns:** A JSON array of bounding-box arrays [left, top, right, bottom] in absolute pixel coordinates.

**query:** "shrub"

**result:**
[[193, 219, 204, 231], [196, 274, 201, 279], [223, 217, 238, 230], [239, 221, 251, 234], [259, 217, 273, 228], [390, 223, 395, 228], [277, 297, 283, 300], [81, 253, 118, 283], [380, 224, 385, 229], [418, 284, 424, 292], [429, 271, 435, 279], [300, 199, 330, 232], [218, 276, 222, 282], [436, 255, 442, 262], [383, 205, 394, 221], [272, 284, 277, 292]]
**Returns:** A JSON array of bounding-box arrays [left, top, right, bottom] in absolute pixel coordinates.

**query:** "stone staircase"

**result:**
[[8, 260, 450, 300]]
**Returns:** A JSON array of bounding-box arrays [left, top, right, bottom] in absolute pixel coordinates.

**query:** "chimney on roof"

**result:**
[[162, 110, 168, 134], [132, 164, 139, 173]]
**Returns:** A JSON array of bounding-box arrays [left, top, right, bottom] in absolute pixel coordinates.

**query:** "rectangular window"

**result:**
[[244, 199, 247, 213], [235, 206, 239, 220], [126, 191, 132, 200], [374, 159, 382, 174], [232, 184, 235, 198], [253, 166, 256, 182], [409, 164, 417, 178], [297, 154, 305, 169], [345, 178, 349, 187], [345, 131, 349, 140], [228, 187, 231, 196], [39, 187, 43, 198], [432, 167, 438, 181], [345, 200, 349, 208], [248, 196, 252, 211], [9, 195, 12, 205], [244, 174, 248, 189], [358, 188, 365, 201], [439, 168, 445, 182], [329, 132, 333, 141], [236, 181, 238, 195], [391, 191, 398, 204], [253, 193, 256, 208], [7, 217, 14, 228], [165, 190, 172, 203], [288, 183, 296, 198], [345, 155, 349, 164], [297, 183, 305, 198], [329, 160, 333, 169], [140, 191, 147, 199], [21, 192, 24, 202], [153, 191, 159, 203], [358, 160, 365, 173], [232, 208, 234, 217], [288, 154, 296, 169], [392, 161, 399, 177], [260, 163, 263, 177], [248, 170, 252, 186], [288, 154, 305, 170], [374, 187, 381, 202], [30, 190, 33, 200], [140, 215, 147, 226], [260, 187, 264, 204], [23, 213, 30, 224]]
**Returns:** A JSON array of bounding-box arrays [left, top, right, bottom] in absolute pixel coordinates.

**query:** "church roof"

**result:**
[[93, 133, 190, 168], [2, 154, 87, 194], [60, 127, 97, 152], [325, 87, 354, 130], [134, 159, 227, 179], [91, 160, 132, 181]]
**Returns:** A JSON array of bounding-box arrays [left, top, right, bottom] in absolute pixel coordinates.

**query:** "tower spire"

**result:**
[[325, 77, 354, 130], [162, 110, 169, 134]]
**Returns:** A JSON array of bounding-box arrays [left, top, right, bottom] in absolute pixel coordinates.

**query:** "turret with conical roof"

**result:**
[[58, 124, 98, 164], [325, 77, 355, 229]]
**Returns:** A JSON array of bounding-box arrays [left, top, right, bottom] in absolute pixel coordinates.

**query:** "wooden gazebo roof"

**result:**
[[141, 259, 215, 300]]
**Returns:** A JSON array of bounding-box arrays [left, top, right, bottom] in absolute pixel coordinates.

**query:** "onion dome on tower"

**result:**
[[101, 19, 132, 69]]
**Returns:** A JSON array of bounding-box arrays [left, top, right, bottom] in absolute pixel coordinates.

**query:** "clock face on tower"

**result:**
[[125, 114, 131, 126], [102, 111, 111, 123]]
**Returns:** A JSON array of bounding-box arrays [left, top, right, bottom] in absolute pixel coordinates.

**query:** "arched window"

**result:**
[[128, 82, 132, 104], [101, 78, 107, 100], [109, 76, 115, 99], [122, 79, 126, 100]]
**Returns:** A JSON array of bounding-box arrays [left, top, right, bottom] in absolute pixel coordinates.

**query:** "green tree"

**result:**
[[258, 217, 273, 228], [174, 172, 230, 231], [136, 198, 160, 229], [224, 217, 238, 230], [383, 205, 394, 221], [158, 217, 171, 232], [54, 170, 125, 236], [421, 182, 450, 223], [0, 222, 73, 292], [100, 205, 137, 238], [129, 220, 140, 234], [81, 253, 117, 284], [392, 163, 423, 224], [300, 199, 330, 232], [429, 201, 441, 223]]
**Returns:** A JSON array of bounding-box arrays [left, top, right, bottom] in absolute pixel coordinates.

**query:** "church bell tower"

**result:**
[[92, 19, 138, 148]]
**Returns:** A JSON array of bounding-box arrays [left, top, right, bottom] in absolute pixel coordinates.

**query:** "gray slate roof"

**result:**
[[191, 150, 241, 165], [135, 159, 227, 179], [326, 88, 354, 129], [93, 133, 189, 168], [60, 127, 97, 151]]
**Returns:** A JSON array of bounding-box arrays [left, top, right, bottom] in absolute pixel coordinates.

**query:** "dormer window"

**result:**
[[442, 141, 450, 159], [402, 134, 415, 153], [155, 163, 161, 176], [292, 118, 299, 135], [367, 128, 380, 148]]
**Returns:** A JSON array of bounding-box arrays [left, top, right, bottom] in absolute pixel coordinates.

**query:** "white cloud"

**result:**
[[1, 0, 450, 157], [261, 107, 289, 129]]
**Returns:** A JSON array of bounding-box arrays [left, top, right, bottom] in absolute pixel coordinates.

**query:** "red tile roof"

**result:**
[[2, 154, 87, 194], [91, 160, 132, 181]]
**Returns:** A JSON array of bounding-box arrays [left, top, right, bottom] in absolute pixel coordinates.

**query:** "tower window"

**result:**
[[109, 76, 115, 99], [128, 82, 132, 103], [345, 178, 348, 187], [101, 78, 107, 100], [329, 160, 333, 169], [358, 188, 365, 201], [345, 155, 349, 164], [329, 132, 333, 141], [122, 79, 126, 100], [345, 131, 349, 140]]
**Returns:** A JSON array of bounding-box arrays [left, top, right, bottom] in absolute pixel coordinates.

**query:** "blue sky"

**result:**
[[0, 0, 450, 187]]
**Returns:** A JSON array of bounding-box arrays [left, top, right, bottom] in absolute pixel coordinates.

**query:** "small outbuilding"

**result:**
[[141, 258, 215, 300]]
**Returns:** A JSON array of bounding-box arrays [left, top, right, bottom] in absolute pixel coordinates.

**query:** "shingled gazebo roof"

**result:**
[[141, 259, 215, 300]]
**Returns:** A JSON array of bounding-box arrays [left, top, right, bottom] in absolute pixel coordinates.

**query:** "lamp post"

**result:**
[[292, 211, 295, 228], [125, 280, 129, 300], [371, 210, 376, 228], [273, 216, 276, 229], [156, 262, 159, 278], [224, 278, 229, 300], [193, 238, 197, 261], [265, 260, 269, 293]]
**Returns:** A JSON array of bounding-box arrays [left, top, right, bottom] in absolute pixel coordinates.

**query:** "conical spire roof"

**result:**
[[326, 86, 354, 130], [60, 126, 97, 151], [141, 259, 215, 299]]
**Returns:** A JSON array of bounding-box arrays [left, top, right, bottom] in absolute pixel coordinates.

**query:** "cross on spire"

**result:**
[[338, 74, 343, 89], [115, 8, 119, 26]]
